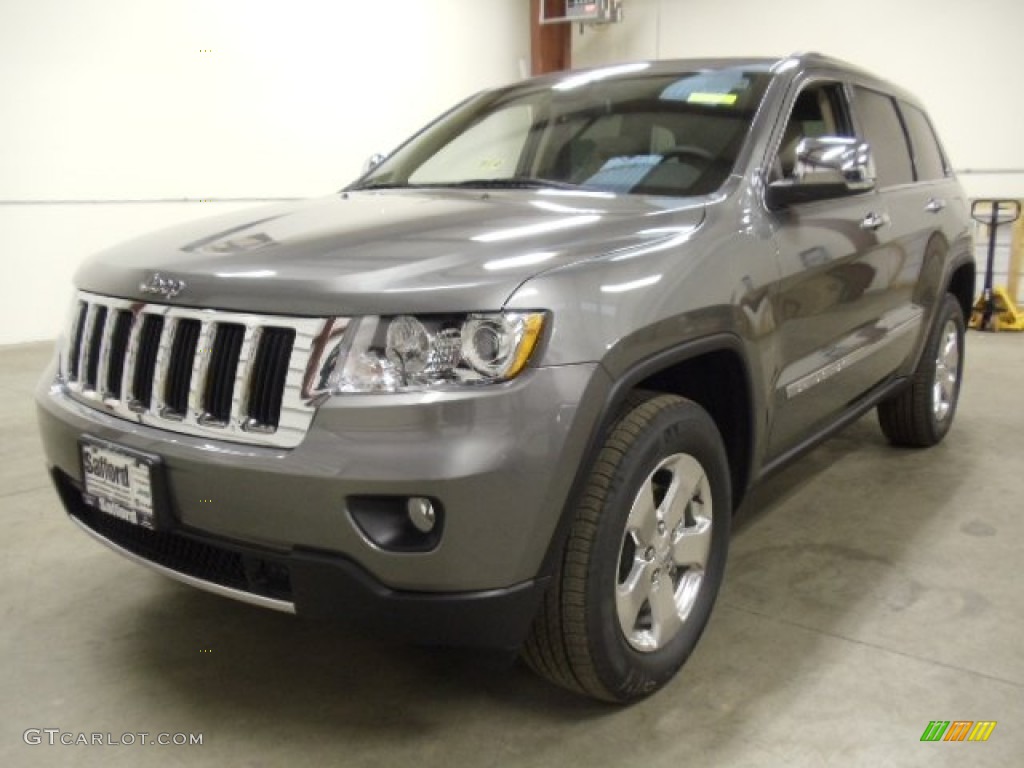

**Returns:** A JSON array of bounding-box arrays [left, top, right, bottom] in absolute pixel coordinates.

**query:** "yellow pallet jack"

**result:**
[[969, 199, 1023, 331], [970, 286, 1024, 331]]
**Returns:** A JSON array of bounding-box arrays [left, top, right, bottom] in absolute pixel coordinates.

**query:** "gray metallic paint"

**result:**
[[38, 360, 608, 591], [73, 191, 706, 317], [37, 53, 974, 632]]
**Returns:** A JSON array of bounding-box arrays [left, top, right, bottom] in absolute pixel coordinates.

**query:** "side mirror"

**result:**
[[363, 153, 387, 174], [766, 136, 876, 209]]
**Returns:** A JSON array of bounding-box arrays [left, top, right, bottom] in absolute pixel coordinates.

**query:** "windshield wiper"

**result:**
[[351, 177, 582, 192], [429, 177, 581, 191], [349, 181, 411, 191]]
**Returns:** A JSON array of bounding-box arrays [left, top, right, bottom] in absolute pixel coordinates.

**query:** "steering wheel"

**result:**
[[658, 145, 714, 166]]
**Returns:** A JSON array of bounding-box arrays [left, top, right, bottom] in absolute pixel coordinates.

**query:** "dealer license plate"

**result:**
[[80, 439, 157, 529]]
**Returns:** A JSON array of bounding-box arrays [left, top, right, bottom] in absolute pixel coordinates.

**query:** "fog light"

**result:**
[[407, 497, 436, 533], [347, 495, 444, 552]]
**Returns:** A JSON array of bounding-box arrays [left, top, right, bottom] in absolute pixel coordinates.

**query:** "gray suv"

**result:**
[[36, 53, 974, 703]]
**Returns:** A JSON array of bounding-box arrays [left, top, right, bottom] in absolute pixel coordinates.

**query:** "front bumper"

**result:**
[[37, 360, 608, 649], [53, 471, 545, 649]]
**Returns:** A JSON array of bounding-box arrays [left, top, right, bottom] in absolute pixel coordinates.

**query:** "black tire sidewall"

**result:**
[[585, 399, 731, 700]]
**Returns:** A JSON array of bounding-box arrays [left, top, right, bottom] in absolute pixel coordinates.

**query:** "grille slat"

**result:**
[[67, 301, 88, 382], [130, 315, 165, 411], [77, 303, 98, 386], [83, 306, 108, 391], [203, 323, 245, 424], [62, 292, 325, 448], [163, 319, 201, 418], [95, 307, 121, 397], [246, 328, 295, 431], [104, 310, 134, 399], [151, 317, 177, 415]]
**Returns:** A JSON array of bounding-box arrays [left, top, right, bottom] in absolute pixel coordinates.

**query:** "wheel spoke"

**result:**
[[615, 562, 654, 637], [659, 475, 685, 532], [941, 371, 955, 402], [934, 364, 948, 401], [671, 516, 712, 568], [942, 331, 958, 368], [932, 321, 960, 421], [626, 482, 658, 547], [649, 579, 684, 647], [662, 455, 707, 530]]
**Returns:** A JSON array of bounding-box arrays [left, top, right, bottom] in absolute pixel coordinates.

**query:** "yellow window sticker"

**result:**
[[686, 92, 738, 106]]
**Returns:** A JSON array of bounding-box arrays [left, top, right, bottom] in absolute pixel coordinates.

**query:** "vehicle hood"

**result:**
[[75, 190, 706, 316]]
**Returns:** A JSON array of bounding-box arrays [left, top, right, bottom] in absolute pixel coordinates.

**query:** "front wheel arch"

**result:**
[[534, 336, 755, 596]]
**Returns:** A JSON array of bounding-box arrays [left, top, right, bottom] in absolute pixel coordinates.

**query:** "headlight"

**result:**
[[310, 312, 545, 395]]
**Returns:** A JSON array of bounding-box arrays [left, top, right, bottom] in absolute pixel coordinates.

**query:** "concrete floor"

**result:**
[[1, 336, 1021, 768]]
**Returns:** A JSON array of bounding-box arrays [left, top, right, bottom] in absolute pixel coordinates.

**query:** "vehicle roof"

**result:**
[[520, 57, 781, 89], [516, 52, 920, 108]]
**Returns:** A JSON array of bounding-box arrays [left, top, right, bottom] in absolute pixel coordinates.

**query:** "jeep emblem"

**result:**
[[139, 272, 186, 299]]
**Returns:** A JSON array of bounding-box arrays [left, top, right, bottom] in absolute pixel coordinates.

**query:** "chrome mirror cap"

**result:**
[[793, 136, 876, 191], [766, 136, 877, 209]]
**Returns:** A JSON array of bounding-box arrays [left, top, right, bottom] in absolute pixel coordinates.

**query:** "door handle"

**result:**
[[860, 212, 890, 231], [925, 197, 947, 213]]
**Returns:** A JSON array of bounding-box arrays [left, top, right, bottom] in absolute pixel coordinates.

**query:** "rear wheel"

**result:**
[[523, 393, 731, 703], [878, 294, 965, 447]]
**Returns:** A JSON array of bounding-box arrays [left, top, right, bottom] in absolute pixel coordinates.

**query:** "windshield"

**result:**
[[354, 66, 772, 198]]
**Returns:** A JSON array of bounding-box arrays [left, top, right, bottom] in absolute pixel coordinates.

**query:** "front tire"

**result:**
[[523, 393, 731, 703], [878, 294, 965, 447]]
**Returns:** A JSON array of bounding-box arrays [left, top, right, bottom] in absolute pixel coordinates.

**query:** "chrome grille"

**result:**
[[62, 292, 330, 448]]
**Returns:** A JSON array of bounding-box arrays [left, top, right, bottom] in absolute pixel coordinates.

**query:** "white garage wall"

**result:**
[[0, 0, 530, 345], [572, 0, 1024, 200]]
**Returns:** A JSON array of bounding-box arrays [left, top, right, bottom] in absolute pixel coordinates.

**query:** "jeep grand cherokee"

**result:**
[[36, 53, 974, 702]]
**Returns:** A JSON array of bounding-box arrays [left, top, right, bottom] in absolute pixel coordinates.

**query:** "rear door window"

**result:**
[[852, 87, 914, 188]]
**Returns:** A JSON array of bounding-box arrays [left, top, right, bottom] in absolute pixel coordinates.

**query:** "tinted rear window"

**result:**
[[853, 87, 914, 188], [899, 101, 948, 181]]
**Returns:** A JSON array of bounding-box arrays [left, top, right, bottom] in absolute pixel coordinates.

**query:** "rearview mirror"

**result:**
[[766, 136, 876, 209], [364, 153, 387, 174]]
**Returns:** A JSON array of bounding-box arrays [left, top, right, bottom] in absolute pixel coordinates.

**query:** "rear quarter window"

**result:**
[[898, 101, 948, 181]]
